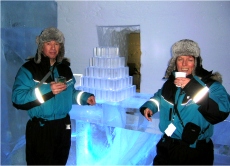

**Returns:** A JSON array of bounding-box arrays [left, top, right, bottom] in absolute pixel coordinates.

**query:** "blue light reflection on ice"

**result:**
[[68, 93, 161, 165], [70, 120, 160, 165]]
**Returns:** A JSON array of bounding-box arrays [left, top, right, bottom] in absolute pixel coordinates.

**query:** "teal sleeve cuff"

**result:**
[[74, 90, 94, 105]]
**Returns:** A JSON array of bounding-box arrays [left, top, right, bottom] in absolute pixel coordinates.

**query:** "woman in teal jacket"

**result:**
[[12, 27, 96, 165], [140, 39, 230, 165]]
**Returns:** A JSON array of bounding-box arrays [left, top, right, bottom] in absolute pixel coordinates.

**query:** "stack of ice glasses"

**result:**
[[75, 47, 136, 102]]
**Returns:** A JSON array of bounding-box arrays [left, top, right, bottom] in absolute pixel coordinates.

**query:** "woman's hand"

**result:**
[[174, 77, 190, 88], [50, 81, 67, 95], [144, 108, 153, 121]]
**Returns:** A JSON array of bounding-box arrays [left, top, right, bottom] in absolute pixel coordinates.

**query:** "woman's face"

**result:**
[[42, 40, 60, 60], [176, 55, 195, 75]]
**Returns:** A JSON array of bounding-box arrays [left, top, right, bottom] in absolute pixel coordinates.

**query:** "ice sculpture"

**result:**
[[75, 47, 136, 102], [68, 47, 161, 165]]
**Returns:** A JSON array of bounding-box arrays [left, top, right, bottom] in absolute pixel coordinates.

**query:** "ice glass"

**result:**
[[175, 72, 186, 87], [55, 76, 66, 83], [175, 72, 186, 78]]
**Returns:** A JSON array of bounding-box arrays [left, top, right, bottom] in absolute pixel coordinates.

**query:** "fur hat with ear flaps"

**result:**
[[164, 39, 222, 83], [34, 27, 65, 64]]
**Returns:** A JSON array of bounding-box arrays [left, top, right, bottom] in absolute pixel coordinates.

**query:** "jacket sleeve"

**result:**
[[184, 76, 230, 124], [72, 90, 94, 105], [12, 66, 54, 110], [139, 89, 162, 116]]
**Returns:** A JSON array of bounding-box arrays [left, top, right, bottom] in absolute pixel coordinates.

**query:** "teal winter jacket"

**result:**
[[140, 71, 230, 147], [12, 55, 93, 120]]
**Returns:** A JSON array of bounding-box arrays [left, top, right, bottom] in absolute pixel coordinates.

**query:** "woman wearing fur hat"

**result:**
[[12, 27, 96, 165], [140, 39, 230, 165]]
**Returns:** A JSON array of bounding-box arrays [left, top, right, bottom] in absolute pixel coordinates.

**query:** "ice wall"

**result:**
[[97, 25, 140, 64], [1, 1, 57, 165]]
